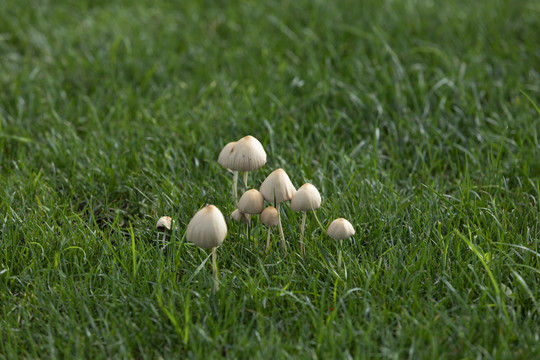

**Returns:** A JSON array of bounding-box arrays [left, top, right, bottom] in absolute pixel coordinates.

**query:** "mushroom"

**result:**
[[156, 216, 174, 244], [231, 209, 251, 225], [186, 205, 228, 290], [291, 183, 321, 255], [259, 168, 296, 252], [237, 189, 264, 241], [218, 141, 238, 202], [238, 189, 265, 215], [260, 206, 279, 253], [327, 218, 355, 267], [227, 135, 267, 193]]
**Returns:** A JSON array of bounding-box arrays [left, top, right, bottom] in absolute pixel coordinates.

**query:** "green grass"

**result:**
[[1, 0, 539, 358]]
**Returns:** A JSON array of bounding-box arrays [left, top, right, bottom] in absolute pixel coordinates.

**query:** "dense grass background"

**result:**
[[1, 0, 539, 358]]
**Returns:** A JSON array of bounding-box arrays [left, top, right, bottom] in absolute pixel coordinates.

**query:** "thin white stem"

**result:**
[[266, 228, 272, 253], [212, 247, 219, 291], [162, 230, 167, 244], [300, 212, 306, 236], [246, 218, 250, 242], [243, 171, 248, 190], [300, 212, 306, 256], [277, 203, 287, 252], [233, 171, 238, 205], [338, 239, 343, 268]]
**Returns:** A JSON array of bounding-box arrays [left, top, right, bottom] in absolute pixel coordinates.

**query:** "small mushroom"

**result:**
[[327, 218, 355, 267], [231, 209, 251, 225], [259, 168, 296, 252], [237, 189, 264, 242], [156, 216, 173, 230], [291, 183, 322, 255], [238, 189, 265, 215], [218, 141, 238, 203], [260, 206, 279, 253], [156, 216, 174, 244], [186, 205, 228, 290], [227, 135, 267, 192]]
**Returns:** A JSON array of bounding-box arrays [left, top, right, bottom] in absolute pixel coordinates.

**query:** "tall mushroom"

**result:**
[[186, 205, 228, 291], [259, 168, 296, 252], [227, 135, 267, 193], [327, 218, 355, 267], [260, 206, 279, 253], [218, 141, 238, 202], [291, 183, 322, 255]]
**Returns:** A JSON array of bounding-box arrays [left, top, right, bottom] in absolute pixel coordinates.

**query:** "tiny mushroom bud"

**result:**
[[327, 218, 355, 268], [156, 216, 174, 245], [231, 209, 251, 225], [238, 189, 265, 215], [260, 206, 279, 252], [156, 216, 173, 231]]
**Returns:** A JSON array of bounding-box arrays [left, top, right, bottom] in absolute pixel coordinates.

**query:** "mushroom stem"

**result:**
[[300, 211, 307, 236], [246, 218, 250, 243], [300, 211, 306, 255], [338, 239, 343, 268], [212, 247, 219, 291], [162, 230, 167, 244], [266, 229, 272, 253], [277, 203, 287, 252], [243, 171, 248, 190], [233, 171, 239, 204]]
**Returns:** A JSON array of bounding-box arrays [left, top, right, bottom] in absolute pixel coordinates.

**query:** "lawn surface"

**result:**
[[1, 0, 540, 358]]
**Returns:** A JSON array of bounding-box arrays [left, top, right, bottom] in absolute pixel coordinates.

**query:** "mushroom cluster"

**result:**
[[219, 135, 355, 259], [155, 134, 357, 292]]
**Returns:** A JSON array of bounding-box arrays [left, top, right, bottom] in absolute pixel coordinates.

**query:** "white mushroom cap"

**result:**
[[260, 206, 279, 227], [186, 205, 228, 249], [327, 218, 355, 240], [231, 209, 251, 225], [291, 183, 321, 212], [238, 189, 264, 214], [259, 168, 296, 203], [227, 135, 267, 171], [156, 216, 173, 230], [218, 141, 236, 168]]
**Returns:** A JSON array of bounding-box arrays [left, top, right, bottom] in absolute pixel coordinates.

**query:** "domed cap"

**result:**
[[156, 216, 173, 230], [227, 135, 267, 172], [260, 206, 279, 227], [238, 189, 264, 214], [186, 205, 228, 249], [231, 209, 251, 225], [218, 141, 236, 168], [259, 168, 296, 203], [327, 218, 355, 240], [291, 183, 321, 212]]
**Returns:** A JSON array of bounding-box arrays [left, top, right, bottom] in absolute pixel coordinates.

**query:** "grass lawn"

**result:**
[[1, 0, 539, 358]]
